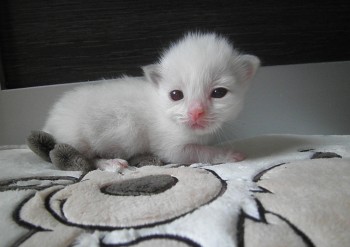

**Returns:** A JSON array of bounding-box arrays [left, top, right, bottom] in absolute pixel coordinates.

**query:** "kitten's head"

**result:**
[[143, 32, 260, 135]]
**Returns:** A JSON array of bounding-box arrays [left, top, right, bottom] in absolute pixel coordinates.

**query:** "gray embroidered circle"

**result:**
[[311, 152, 342, 159], [101, 175, 178, 196]]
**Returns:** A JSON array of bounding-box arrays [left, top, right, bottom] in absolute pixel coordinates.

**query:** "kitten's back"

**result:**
[[44, 77, 156, 147]]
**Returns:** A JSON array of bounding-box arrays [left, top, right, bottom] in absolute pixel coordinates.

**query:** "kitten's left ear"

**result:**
[[237, 55, 260, 82], [142, 64, 162, 85]]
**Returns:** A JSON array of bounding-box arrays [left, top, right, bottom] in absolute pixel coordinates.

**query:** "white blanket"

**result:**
[[1, 135, 349, 247]]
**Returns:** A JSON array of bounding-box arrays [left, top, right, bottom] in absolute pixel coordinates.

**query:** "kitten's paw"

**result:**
[[96, 159, 129, 172], [230, 151, 246, 162], [213, 151, 246, 163], [128, 153, 165, 167], [50, 144, 94, 172]]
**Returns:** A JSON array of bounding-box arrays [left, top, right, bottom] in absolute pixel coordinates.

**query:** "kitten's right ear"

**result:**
[[237, 55, 260, 82], [142, 64, 162, 85]]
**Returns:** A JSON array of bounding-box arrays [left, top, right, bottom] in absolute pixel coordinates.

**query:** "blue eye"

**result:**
[[211, 88, 228, 98], [170, 90, 184, 101]]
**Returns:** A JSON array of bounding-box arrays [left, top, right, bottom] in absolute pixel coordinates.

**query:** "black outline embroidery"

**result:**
[[241, 162, 318, 247], [250, 186, 273, 194], [237, 198, 315, 247], [298, 148, 315, 152], [236, 200, 268, 247], [33, 169, 227, 231], [0, 176, 78, 192], [266, 211, 315, 247], [236, 209, 245, 247], [10, 229, 38, 247], [12, 193, 52, 247], [13, 193, 50, 231], [9, 168, 225, 246], [100, 234, 201, 247], [252, 163, 287, 182], [7, 174, 85, 246]]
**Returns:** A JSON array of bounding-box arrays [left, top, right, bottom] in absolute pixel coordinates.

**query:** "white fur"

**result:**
[[44, 32, 260, 167]]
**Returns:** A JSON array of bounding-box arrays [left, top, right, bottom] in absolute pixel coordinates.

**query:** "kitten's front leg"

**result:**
[[184, 144, 245, 164]]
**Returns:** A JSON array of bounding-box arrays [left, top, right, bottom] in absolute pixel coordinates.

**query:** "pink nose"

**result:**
[[188, 105, 205, 122]]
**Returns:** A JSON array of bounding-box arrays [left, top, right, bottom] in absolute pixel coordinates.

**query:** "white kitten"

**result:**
[[43, 32, 260, 170]]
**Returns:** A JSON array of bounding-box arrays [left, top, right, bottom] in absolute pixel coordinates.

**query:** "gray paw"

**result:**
[[50, 144, 94, 172], [26, 131, 56, 162], [128, 153, 165, 167]]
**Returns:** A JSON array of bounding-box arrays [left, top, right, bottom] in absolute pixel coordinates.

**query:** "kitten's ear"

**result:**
[[142, 64, 162, 85], [237, 55, 260, 82]]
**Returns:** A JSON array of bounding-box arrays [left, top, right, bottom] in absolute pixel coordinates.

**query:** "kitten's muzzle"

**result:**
[[188, 102, 205, 123]]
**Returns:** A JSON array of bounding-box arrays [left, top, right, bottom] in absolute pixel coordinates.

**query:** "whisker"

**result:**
[[213, 126, 227, 143]]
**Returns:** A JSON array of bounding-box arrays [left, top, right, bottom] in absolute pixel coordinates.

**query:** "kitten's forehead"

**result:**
[[160, 33, 237, 73], [157, 33, 242, 97]]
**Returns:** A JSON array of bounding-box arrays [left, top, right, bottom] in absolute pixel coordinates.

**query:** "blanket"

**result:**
[[0, 135, 349, 247]]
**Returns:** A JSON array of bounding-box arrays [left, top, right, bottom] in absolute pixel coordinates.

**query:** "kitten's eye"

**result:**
[[211, 87, 228, 98], [170, 90, 184, 101]]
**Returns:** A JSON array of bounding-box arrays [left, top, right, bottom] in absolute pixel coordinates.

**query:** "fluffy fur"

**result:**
[[43, 32, 260, 170]]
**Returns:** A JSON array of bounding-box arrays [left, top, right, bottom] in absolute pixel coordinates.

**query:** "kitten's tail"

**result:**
[[26, 130, 56, 162]]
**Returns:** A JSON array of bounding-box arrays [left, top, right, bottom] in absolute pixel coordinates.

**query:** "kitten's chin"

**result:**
[[186, 122, 218, 135], [190, 122, 206, 130]]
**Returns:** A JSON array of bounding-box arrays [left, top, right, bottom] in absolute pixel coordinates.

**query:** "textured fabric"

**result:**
[[1, 135, 350, 247]]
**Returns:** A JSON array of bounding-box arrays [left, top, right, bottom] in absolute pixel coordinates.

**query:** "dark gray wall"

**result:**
[[1, 0, 349, 89]]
